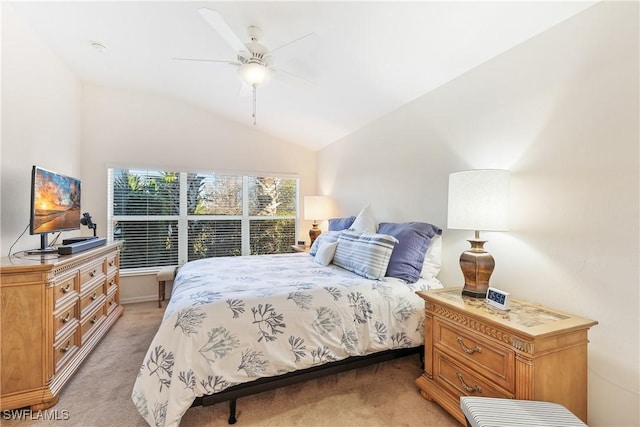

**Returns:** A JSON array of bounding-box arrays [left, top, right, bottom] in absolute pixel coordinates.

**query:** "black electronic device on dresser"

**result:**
[[58, 237, 107, 255]]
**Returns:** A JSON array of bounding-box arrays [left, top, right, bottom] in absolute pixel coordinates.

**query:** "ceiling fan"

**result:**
[[174, 8, 316, 125]]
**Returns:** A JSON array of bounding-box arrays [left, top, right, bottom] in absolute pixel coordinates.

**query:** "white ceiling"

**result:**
[[8, 1, 597, 150]]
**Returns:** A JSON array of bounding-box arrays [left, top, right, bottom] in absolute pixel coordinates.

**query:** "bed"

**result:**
[[132, 220, 442, 427]]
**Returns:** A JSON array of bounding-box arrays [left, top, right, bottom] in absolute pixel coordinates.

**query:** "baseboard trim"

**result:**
[[120, 295, 160, 305]]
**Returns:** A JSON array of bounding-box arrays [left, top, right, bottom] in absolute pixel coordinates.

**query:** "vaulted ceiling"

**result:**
[[8, 1, 597, 150]]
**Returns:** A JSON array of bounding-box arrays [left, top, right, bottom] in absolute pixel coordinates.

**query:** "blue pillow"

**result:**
[[328, 216, 356, 231], [377, 222, 442, 283]]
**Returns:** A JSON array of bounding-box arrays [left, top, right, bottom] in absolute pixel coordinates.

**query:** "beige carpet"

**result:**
[[2, 302, 458, 427]]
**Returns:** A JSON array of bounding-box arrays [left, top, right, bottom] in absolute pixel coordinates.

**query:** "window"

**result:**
[[107, 169, 298, 272]]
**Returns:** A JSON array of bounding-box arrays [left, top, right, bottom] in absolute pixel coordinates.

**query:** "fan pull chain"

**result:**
[[252, 84, 257, 126]]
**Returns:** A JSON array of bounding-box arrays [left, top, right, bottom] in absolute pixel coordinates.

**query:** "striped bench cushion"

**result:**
[[460, 397, 587, 427]]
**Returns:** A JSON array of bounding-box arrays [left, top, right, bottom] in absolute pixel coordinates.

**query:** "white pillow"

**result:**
[[420, 234, 442, 279], [349, 205, 377, 234], [309, 230, 342, 256], [314, 241, 338, 266]]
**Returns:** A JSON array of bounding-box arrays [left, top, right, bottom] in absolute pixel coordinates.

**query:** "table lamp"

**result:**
[[304, 196, 331, 246], [447, 169, 510, 298]]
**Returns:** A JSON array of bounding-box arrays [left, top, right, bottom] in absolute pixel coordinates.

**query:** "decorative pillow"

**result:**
[[314, 241, 338, 266], [420, 234, 442, 280], [349, 205, 377, 233], [309, 230, 343, 256], [333, 230, 398, 280], [328, 216, 356, 231], [377, 222, 442, 283]]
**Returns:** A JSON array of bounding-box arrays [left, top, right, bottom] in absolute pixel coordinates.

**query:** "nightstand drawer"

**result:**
[[434, 350, 513, 401], [435, 319, 515, 392]]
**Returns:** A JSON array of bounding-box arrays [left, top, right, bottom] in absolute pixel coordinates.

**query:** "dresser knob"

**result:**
[[61, 284, 71, 293], [456, 337, 482, 355], [60, 341, 72, 353], [61, 312, 71, 323], [456, 372, 482, 394], [91, 292, 97, 301]]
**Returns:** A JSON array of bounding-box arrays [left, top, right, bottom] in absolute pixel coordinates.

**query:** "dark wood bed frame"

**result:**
[[190, 346, 424, 424]]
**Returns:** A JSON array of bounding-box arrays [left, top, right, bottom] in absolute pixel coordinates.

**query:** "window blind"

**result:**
[[108, 168, 298, 271]]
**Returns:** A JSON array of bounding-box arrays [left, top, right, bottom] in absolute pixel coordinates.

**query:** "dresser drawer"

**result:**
[[106, 252, 118, 276], [79, 259, 105, 291], [105, 273, 118, 295], [434, 350, 513, 401], [106, 292, 118, 316], [434, 319, 515, 392], [53, 275, 78, 309], [53, 327, 80, 373], [53, 302, 79, 340], [80, 281, 106, 316], [80, 303, 106, 344]]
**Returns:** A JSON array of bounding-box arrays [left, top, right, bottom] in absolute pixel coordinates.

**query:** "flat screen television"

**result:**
[[29, 166, 81, 253]]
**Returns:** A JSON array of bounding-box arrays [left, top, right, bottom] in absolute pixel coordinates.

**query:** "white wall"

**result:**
[[80, 84, 317, 302], [1, 1, 317, 302], [318, 2, 638, 426], [1, 3, 83, 255]]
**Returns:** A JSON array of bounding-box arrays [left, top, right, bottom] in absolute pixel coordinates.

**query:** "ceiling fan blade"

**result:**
[[198, 8, 246, 54], [270, 32, 318, 55], [173, 57, 241, 66], [271, 67, 315, 87]]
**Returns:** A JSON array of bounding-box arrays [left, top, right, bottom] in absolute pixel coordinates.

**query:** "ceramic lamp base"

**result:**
[[460, 239, 495, 298], [309, 224, 321, 246]]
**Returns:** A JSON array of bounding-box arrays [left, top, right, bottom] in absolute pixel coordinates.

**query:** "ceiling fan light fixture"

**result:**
[[238, 62, 270, 86]]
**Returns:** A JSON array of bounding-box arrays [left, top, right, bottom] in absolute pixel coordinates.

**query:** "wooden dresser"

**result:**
[[0, 242, 123, 411], [416, 288, 597, 425]]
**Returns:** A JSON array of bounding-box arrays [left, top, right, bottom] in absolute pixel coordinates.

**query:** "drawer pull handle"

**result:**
[[91, 316, 98, 324], [109, 280, 116, 287], [456, 372, 482, 394], [61, 312, 71, 323], [89, 269, 97, 277], [60, 341, 72, 353], [91, 292, 97, 301], [457, 337, 482, 355], [61, 284, 71, 293], [109, 260, 115, 266]]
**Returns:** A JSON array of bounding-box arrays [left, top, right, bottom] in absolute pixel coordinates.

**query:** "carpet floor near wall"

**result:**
[[2, 302, 458, 427]]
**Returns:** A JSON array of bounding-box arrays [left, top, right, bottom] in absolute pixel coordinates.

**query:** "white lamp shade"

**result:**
[[304, 196, 331, 221], [447, 169, 510, 232]]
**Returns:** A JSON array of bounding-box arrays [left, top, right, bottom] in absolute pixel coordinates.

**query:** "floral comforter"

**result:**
[[132, 253, 442, 427]]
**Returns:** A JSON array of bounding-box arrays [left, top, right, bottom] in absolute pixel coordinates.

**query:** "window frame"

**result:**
[[107, 168, 299, 273]]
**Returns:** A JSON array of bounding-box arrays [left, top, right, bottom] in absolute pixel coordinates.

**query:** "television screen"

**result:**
[[30, 166, 81, 235]]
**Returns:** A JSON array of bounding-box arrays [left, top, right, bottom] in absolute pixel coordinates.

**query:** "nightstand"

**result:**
[[290, 245, 309, 253], [415, 288, 597, 425]]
